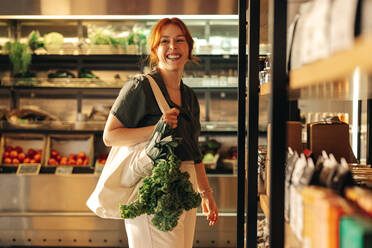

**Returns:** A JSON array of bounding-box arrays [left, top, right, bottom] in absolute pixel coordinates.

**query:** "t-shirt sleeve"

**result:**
[[110, 76, 148, 128]]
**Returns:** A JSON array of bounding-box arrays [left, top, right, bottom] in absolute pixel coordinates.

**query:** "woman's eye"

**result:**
[[177, 39, 185, 42], [160, 39, 169, 44]]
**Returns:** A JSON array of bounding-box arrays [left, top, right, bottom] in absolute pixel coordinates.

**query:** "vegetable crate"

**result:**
[[0, 133, 47, 166], [45, 134, 94, 168]]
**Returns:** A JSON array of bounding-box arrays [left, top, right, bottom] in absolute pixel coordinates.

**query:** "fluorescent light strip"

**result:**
[[0, 15, 238, 20], [352, 67, 360, 157]]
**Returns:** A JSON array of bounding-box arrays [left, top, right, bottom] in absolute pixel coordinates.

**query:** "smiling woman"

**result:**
[[100, 17, 218, 248]]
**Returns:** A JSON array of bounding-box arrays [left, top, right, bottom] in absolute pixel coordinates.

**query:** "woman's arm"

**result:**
[[103, 113, 155, 147], [195, 162, 218, 226], [103, 107, 180, 147]]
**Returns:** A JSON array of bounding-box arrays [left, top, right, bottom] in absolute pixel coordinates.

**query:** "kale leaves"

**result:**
[[120, 138, 201, 232]]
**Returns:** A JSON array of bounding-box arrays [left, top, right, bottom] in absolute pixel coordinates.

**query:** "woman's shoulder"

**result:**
[[126, 73, 149, 87], [119, 73, 150, 94]]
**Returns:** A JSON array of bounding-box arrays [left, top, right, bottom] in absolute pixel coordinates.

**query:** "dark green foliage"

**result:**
[[28, 30, 44, 50], [120, 141, 201, 232], [6, 41, 32, 76]]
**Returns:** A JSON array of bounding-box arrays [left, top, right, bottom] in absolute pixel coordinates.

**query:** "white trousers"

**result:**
[[124, 161, 198, 248]]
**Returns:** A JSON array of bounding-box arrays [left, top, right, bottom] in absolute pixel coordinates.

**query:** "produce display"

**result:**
[[224, 146, 238, 160], [48, 70, 75, 78], [48, 150, 89, 166], [5, 41, 32, 77], [96, 153, 108, 165], [200, 139, 221, 168], [28, 30, 44, 51], [7, 106, 58, 128], [78, 69, 99, 79], [2, 146, 42, 165], [43, 32, 64, 49]]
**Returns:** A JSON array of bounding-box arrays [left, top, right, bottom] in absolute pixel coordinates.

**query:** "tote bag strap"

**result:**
[[145, 74, 171, 114]]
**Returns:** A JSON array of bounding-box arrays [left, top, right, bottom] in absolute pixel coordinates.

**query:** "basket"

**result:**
[[45, 134, 94, 168], [0, 133, 47, 166]]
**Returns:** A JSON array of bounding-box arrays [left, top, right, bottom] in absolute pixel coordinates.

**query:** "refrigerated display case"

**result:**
[[0, 15, 244, 247]]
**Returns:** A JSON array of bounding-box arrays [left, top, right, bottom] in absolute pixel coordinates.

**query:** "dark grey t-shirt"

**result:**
[[110, 70, 202, 163]]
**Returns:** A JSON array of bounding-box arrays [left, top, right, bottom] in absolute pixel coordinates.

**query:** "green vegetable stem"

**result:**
[[120, 140, 201, 232]]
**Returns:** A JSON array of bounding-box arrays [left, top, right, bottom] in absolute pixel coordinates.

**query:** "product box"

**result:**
[[45, 134, 94, 167], [0, 133, 46, 166], [307, 120, 357, 163]]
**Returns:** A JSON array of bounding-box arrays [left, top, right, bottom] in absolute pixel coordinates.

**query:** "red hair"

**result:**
[[148, 18, 198, 69]]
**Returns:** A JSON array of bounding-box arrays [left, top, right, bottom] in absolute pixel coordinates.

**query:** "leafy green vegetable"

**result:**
[[79, 69, 99, 79], [43, 32, 64, 48], [120, 139, 201, 232], [6, 41, 32, 76], [28, 30, 44, 50], [88, 27, 127, 47]]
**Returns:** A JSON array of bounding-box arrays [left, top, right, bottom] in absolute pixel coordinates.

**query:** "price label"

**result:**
[[17, 164, 41, 175], [55, 166, 73, 175], [94, 163, 105, 174]]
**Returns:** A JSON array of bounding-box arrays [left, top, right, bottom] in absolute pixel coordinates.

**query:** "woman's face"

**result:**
[[156, 24, 189, 73]]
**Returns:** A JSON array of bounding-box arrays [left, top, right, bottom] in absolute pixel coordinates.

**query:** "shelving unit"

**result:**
[[259, 1, 372, 248], [290, 36, 372, 89]]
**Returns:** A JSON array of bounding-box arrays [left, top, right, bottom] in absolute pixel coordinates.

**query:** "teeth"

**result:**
[[167, 55, 180, 59]]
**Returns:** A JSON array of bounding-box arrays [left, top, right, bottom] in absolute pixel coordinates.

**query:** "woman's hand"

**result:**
[[201, 193, 218, 226], [162, 108, 180, 129]]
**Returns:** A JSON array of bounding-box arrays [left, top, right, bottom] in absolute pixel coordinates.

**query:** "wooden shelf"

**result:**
[[259, 194, 270, 219], [290, 35, 372, 89]]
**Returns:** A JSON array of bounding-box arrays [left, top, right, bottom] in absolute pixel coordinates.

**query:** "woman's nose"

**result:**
[[169, 39, 176, 49]]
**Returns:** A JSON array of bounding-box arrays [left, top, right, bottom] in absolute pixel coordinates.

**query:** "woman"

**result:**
[[103, 18, 218, 248]]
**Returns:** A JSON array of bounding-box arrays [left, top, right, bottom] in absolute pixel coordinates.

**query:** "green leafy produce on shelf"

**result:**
[[120, 133, 201, 232], [199, 139, 221, 155], [43, 32, 64, 48], [79, 69, 99, 79], [109, 37, 127, 47], [202, 152, 215, 163], [5, 41, 32, 77], [89, 31, 111, 45], [28, 30, 44, 51], [88, 27, 128, 48]]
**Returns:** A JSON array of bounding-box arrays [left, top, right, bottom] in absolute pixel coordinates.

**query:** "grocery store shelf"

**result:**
[[0, 81, 238, 93], [290, 35, 372, 89], [0, 121, 239, 136], [259, 194, 269, 219]]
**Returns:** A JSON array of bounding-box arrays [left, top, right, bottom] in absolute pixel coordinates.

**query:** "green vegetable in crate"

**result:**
[[43, 32, 64, 48], [120, 122, 201, 232], [5, 41, 32, 76], [79, 69, 99, 79], [28, 30, 44, 51]]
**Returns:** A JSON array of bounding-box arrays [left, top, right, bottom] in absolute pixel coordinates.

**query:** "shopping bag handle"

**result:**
[[145, 74, 171, 114]]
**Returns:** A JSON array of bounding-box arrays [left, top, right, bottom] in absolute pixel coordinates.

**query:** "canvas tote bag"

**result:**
[[86, 74, 171, 219]]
